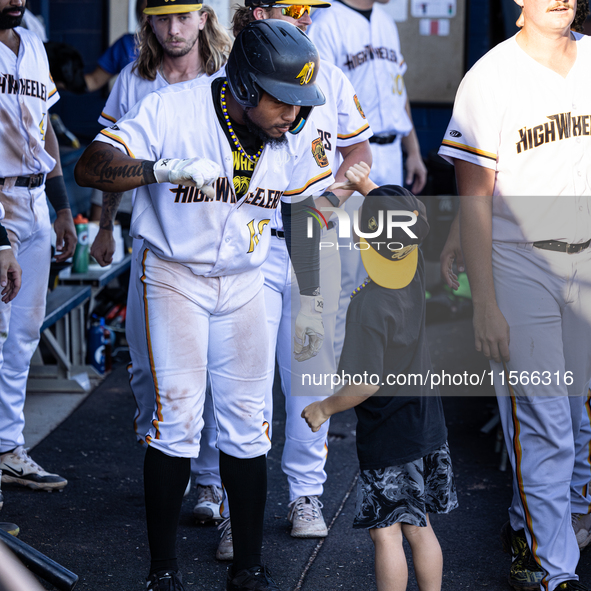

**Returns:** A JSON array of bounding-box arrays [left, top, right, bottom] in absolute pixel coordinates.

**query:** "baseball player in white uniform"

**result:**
[[89, 0, 231, 526], [308, 0, 427, 360], [438, 2, 591, 590], [75, 18, 333, 591], [209, 0, 373, 556], [0, 0, 77, 502]]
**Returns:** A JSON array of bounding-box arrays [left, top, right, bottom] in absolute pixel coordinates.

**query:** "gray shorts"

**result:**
[[353, 441, 458, 529]]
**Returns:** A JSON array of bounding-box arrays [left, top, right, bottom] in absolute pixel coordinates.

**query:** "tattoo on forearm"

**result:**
[[100, 192, 124, 231], [84, 149, 154, 187]]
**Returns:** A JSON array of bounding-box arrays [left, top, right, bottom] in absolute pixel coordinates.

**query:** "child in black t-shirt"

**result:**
[[303, 163, 457, 591]]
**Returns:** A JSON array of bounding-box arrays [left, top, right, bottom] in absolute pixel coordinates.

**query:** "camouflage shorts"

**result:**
[[353, 441, 458, 529]]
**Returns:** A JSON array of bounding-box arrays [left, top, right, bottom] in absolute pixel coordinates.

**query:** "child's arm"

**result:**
[[302, 383, 379, 432], [326, 162, 378, 197]]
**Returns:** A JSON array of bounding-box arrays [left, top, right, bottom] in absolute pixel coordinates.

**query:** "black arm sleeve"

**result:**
[[281, 196, 320, 296], [0, 224, 10, 247], [45, 175, 71, 212]]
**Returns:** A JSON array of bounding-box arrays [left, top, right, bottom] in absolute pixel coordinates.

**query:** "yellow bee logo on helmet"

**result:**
[[296, 62, 315, 86]]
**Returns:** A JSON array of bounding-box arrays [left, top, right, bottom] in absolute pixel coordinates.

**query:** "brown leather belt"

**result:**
[[533, 239, 591, 254], [0, 173, 45, 189]]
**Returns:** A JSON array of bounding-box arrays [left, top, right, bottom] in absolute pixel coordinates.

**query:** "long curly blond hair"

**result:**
[[133, 5, 232, 80]]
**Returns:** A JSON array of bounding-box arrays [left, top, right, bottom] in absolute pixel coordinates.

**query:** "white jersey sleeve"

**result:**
[[332, 68, 372, 148], [438, 60, 500, 170], [97, 90, 167, 161], [277, 122, 334, 202], [99, 65, 131, 126]]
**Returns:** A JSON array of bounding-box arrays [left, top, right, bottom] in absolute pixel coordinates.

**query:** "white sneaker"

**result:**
[[192, 484, 222, 523], [216, 517, 233, 561], [572, 512, 591, 549], [0, 446, 67, 491], [287, 496, 328, 538]]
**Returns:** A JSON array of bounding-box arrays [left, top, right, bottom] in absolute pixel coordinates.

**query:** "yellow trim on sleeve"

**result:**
[[337, 122, 370, 140], [101, 111, 118, 124], [48, 87, 57, 98], [99, 129, 136, 158], [441, 139, 496, 161], [283, 169, 333, 197]]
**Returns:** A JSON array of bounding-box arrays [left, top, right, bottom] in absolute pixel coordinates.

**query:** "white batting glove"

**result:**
[[153, 157, 221, 189], [294, 293, 324, 362]]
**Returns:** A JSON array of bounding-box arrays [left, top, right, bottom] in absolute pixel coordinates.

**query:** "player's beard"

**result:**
[[161, 31, 199, 58], [243, 109, 289, 148], [0, 5, 24, 29]]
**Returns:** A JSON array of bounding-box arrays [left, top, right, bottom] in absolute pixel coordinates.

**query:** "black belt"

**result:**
[[369, 134, 397, 145], [271, 220, 336, 239], [0, 173, 45, 189], [533, 239, 591, 254]]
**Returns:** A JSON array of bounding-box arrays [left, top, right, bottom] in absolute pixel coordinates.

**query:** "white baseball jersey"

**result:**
[[309, 2, 412, 137], [439, 33, 591, 243], [0, 27, 59, 177], [94, 78, 334, 277]]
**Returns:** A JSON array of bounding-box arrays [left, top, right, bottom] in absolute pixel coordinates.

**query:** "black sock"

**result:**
[[144, 446, 190, 575], [219, 452, 267, 573]]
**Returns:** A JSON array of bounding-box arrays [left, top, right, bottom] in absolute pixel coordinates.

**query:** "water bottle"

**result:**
[[88, 317, 112, 374], [73, 214, 89, 273]]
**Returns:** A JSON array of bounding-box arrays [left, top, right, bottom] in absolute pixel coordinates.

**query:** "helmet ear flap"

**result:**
[[226, 49, 261, 108], [289, 106, 314, 135]]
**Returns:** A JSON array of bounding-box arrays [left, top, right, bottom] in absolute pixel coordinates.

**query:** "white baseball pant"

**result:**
[[137, 247, 271, 460], [0, 184, 51, 452], [126, 238, 221, 485], [490, 241, 591, 591], [264, 228, 340, 500]]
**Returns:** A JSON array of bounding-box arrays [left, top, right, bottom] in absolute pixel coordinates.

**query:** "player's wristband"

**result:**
[[321, 191, 340, 208], [0, 224, 10, 248], [45, 176, 71, 212]]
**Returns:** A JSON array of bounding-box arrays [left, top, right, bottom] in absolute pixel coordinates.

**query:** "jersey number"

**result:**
[[317, 129, 332, 152], [39, 113, 46, 141], [392, 74, 404, 96], [247, 219, 270, 253]]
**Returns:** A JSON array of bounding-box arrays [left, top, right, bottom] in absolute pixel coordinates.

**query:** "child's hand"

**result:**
[[327, 162, 377, 196], [302, 401, 331, 433]]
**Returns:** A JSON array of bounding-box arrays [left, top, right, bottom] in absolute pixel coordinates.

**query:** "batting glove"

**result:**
[[294, 294, 324, 362], [153, 157, 221, 188]]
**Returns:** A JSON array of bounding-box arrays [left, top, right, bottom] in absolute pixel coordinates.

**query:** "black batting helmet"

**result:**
[[226, 19, 325, 134]]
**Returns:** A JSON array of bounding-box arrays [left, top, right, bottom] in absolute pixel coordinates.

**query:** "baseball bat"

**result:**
[[0, 528, 78, 591]]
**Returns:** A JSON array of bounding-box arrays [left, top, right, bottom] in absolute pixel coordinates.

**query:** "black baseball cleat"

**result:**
[[146, 570, 185, 591], [500, 521, 546, 591], [226, 565, 280, 591]]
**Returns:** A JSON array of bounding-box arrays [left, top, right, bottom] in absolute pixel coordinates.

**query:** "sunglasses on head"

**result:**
[[272, 4, 311, 18]]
